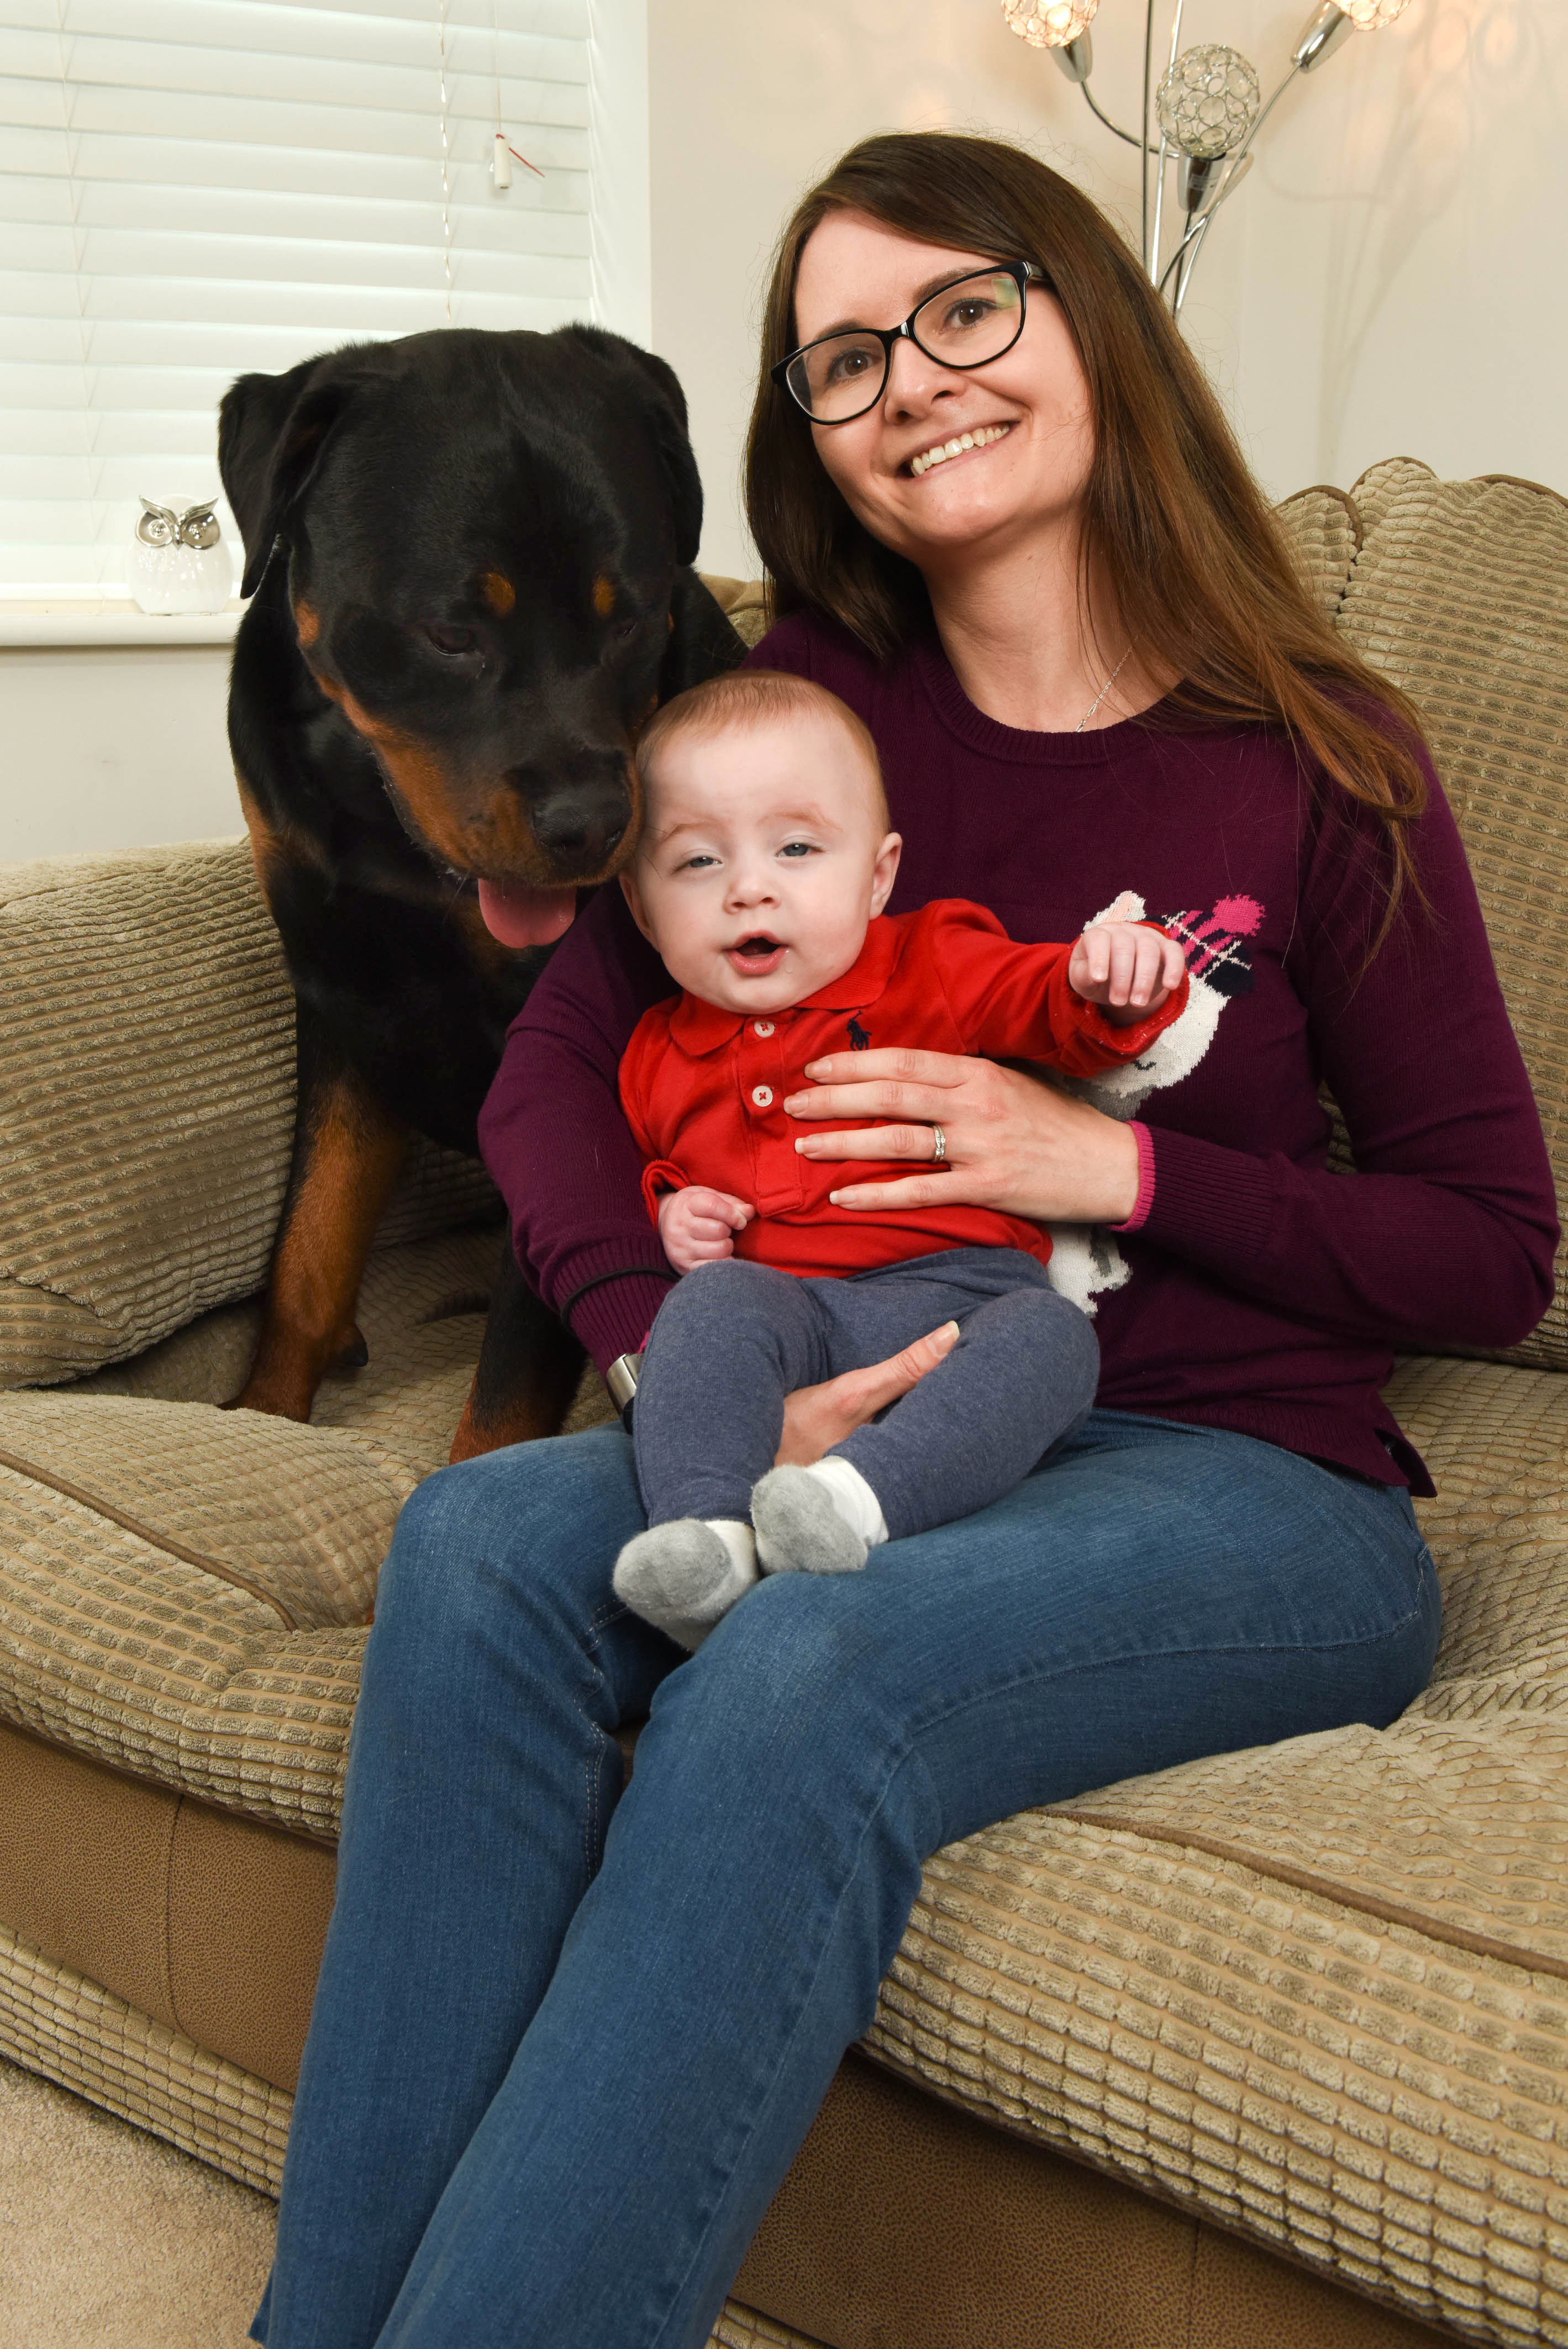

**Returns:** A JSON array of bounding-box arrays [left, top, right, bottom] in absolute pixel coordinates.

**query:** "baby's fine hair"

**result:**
[[635, 668, 889, 829]]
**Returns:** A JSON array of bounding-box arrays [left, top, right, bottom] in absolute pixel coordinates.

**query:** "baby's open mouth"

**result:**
[[726, 934, 787, 976]]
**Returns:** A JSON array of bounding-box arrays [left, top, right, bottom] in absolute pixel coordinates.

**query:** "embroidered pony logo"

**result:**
[[1044, 891, 1264, 1315], [847, 1018, 871, 1051]]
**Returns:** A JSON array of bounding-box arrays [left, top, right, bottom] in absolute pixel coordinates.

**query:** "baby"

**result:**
[[611, 668, 1188, 1650]]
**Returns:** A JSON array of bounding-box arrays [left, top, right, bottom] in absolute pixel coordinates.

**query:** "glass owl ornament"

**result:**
[[126, 497, 234, 615]]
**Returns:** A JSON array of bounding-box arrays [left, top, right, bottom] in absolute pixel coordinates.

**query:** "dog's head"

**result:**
[[219, 326, 737, 939]]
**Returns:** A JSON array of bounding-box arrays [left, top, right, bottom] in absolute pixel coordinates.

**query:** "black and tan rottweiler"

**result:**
[[218, 325, 743, 1460]]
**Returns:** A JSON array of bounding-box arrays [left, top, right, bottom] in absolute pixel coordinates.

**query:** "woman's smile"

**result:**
[[904, 420, 1013, 478]]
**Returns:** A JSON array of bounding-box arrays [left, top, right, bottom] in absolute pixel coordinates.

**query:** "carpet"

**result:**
[[0, 2053, 275, 2348]]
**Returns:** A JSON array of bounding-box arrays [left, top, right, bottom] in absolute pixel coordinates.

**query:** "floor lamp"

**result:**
[[1004, 0, 1416, 318]]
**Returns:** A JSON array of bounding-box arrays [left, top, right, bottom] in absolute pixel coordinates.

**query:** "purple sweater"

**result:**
[[478, 612, 1558, 1494]]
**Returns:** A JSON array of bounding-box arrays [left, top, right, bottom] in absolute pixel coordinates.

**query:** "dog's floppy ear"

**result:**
[[619, 344, 703, 569], [559, 326, 704, 568], [660, 567, 746, 701], [218, 350, 369, 598]]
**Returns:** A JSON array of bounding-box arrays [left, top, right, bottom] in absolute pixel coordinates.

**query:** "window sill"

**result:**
[[0, 602, 245, 649]]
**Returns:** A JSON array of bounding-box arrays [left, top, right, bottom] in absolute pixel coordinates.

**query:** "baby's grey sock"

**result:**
[[612, 1518, 758, 1651], [751, 1464, 876, 1577]]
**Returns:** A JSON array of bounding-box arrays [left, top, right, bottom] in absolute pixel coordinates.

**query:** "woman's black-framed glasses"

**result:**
[[771, 261, 1049, 425]]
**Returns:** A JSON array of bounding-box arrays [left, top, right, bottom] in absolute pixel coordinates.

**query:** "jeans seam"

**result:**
[[576, 1692, 599, 1883], [894, 1587, 1432, 1751], [644, 1735, 940, 2349], [578, 1601, 632, 1879]]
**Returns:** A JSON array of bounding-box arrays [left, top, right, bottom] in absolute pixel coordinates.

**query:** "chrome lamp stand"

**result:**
[[1004, 0, 1413, 319]]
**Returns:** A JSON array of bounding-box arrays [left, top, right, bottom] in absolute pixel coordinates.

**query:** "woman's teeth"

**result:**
[[909, 422, 1011, 477]]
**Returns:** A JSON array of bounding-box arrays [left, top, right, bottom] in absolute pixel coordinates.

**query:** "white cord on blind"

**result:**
[[51, 0, 103, 586], [438, 0, 455, 323]]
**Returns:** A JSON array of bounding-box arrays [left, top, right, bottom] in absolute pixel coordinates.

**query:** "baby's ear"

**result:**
[[870, 830, 902, 918], [620, 867, 655, 945]]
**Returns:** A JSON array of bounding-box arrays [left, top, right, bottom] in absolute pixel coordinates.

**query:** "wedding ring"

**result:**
[[930, 1122, 947, 1163]]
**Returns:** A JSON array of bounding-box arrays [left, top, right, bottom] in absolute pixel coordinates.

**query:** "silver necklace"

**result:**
[[1075, 646, 1133, 732]]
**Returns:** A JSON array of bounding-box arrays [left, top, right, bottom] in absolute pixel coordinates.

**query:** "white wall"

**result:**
[[0, 642, 240, 866], [1230, 0, 1562, 498], [7, 0, 1560, 863], [649, 0, 1567, 577]]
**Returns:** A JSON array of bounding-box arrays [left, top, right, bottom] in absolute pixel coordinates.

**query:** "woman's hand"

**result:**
[[776, 1321, 960, 1466], [785, 1049, 1140, 1226]]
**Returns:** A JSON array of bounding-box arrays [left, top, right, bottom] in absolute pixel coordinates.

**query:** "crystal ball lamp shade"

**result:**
[[1155, 44, 1262, 160], [1342, 0, 1411, 24], [1003, 0, 1099, 50]]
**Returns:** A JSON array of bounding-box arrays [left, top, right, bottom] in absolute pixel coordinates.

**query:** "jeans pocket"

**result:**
[[1386, 1489, 1443, 1666]]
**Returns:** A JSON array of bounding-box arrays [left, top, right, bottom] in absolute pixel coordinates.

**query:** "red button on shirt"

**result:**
[[619, 898, 1187, 1281]]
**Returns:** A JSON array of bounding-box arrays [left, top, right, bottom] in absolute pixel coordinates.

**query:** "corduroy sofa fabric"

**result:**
[[1275, 481, 1363, 618], [1332, 461, 1568, 1370], [3, 487, 1566, 2347], [0, 841, 504, 1391], [709, 2311, 824, 2349], [0, 1228, 615, 1836], [0, 842, 294, 1387]]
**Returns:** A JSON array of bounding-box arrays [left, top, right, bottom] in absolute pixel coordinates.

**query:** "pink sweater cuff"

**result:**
[[1109, 1121, 1156, 1233]]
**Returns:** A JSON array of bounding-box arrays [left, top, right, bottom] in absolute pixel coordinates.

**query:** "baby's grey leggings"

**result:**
[[633, 1245, 1099, 1543]]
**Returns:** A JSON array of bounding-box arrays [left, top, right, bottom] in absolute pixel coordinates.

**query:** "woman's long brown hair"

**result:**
[[744, 131, 1429, 944]]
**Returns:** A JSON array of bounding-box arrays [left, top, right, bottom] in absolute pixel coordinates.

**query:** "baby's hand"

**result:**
[[659, 1186, 755, 1272], [1068, 922, 1187, 1026]]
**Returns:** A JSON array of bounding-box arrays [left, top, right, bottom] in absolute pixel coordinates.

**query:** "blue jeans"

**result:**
[[251, 1410, 1440, 2349]]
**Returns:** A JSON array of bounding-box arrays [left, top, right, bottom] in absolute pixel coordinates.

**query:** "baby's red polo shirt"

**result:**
[[618, 898, 1187, 1280]]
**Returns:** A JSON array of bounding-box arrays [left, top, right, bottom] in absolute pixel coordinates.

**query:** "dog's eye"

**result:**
[[419, 622, 480, 659], [613, 618, 638, 641]]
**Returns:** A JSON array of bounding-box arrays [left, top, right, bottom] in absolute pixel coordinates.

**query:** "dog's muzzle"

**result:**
[[510, 757, 633, 880]]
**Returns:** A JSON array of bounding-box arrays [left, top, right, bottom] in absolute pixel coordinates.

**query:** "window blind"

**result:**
[[1, 0, 607, 596]]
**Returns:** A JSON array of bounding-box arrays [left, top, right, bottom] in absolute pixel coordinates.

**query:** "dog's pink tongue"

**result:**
[[476, 879, 577, 947]]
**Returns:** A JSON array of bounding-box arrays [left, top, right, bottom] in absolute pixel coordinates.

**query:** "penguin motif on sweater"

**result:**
[[1044, 890, 1264, 1314]]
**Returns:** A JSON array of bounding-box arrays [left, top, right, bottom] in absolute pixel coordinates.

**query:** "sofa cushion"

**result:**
[[0, 842, 293, 1388], [0, 1223, 614, 1834], [1276, 483, 1362, 621], [70, 1224, 555, 1472], [1336, 460, 1568, 1372], [0, 840, 504, 1392]]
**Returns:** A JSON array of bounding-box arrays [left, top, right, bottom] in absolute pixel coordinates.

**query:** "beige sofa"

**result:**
[[3, 461, 1567, 2349]]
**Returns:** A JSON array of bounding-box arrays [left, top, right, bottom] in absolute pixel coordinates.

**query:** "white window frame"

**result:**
[[1, 0, 650, 646]]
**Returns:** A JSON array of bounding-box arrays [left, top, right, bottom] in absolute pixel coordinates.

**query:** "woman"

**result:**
[[253, 134, 1555, 2349]]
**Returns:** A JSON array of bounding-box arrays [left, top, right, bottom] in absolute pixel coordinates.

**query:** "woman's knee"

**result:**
[[375, 1425, 640, 1651], [653, 1570, 903, 1774], [635, 1574, 942, 1930]]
